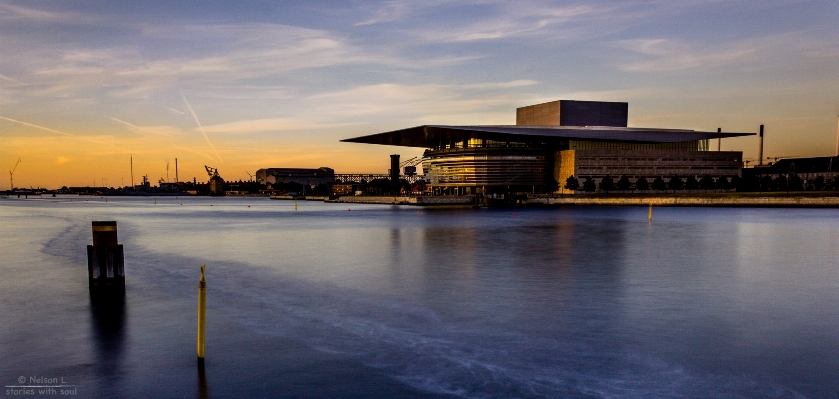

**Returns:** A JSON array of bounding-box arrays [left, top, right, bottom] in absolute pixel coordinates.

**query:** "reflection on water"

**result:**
[[197, 361, 208, 399], [88, 290, 126, 379]]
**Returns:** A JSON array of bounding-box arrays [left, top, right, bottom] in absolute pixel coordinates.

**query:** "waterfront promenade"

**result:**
[[523, 192, 839, 207]]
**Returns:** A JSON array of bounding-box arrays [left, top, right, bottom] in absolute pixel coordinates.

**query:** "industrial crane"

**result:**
[[204, 165, 220, 179], [399, 156, 422, 176], [245, 171, 254, 182], [9, 158, 20, 191], [399, 156, 419, 167]]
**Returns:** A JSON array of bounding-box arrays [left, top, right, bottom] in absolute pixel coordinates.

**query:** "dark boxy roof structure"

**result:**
[[765, 156, 839, 174], [341, 125, 754, 148]]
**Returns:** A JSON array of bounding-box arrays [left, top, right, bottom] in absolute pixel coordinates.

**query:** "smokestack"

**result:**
[[390, 154, 400, 182], [175, 158, 179, 183], [835, 115, 838, 157], [717, 128, 722, 151], [758, 124, 764, 166]]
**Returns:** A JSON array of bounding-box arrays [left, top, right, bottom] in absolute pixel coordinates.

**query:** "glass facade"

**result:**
[[423, 148, 549, 187]]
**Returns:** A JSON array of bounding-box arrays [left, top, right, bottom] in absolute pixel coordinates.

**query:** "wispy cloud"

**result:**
[[610, 30, 837, 73], [611, 38, 758, 72], [308, 80, 538, 124], [108, 117, 181, 138], [422, 4, 604, 42], [0, 3, 63, 21], [354, 1, 414, 26], [0, 115, 72, 136], [0, 72, 25, 85], [200, 118, 361, 134]]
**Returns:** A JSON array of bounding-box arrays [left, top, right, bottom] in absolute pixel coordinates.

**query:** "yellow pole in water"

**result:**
[[154, 198, 157, 205], [197, 264, 206, 362], [648, 203, 653, 221], [294, 199, 297, 210]]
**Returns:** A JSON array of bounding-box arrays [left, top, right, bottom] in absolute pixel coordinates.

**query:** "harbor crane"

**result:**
[[9, 158, 20, 190], [399, 156, 419, 168], [204, 165, 225, 195], [204, 165, 220, 179], [245, 171, 254, 182], [399, 156, 422, 176]]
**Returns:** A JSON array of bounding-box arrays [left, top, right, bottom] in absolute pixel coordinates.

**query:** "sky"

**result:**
[[1, 0, 838, 189]]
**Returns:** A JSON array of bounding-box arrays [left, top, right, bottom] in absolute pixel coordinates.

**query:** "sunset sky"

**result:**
[[1, 1, 838, 189]]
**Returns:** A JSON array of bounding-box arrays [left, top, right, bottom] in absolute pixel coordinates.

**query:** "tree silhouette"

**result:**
[[699, 175, 715, 191], [685, 176, 699, 190], [651, 177, 667, 191], [545, 178, 560, 193], [616, 175, 631, 191], [814, 176, 825, 191], [788, 174, 803, 191], [758, 175, 773, 191], [716, 176, 730, 190], [667, 176, 684, 191], [599, 175, 615, 192], [774, 175, 788, 191], [564, 175, 580, 191], [730, 175, 742, 191], [635, 177, 650, 191], [582, 177, 596, 192]]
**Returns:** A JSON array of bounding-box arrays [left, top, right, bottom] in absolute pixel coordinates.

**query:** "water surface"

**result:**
[[1, 197, 837, 398]]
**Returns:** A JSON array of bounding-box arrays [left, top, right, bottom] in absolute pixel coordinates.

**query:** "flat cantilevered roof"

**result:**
[[341, 125, 755, 148]]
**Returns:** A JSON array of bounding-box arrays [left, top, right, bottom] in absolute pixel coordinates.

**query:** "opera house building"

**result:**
[[342, 100, 753, 194]]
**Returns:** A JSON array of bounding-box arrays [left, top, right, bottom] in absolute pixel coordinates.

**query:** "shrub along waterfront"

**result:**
[[560, 174, 839, 194]]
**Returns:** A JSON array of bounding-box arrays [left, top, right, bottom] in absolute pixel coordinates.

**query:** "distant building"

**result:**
[[746, 156, 839, 189], [342, 100, 752, 194], [256, 167, 335, 185]]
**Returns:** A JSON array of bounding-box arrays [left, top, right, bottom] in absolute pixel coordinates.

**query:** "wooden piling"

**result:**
[[648, 203, 653, 221], [87, 221, 125, 291], [197, 264, 206, 363]]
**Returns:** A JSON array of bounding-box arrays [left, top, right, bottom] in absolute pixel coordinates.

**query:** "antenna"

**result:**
[[9, 158, 21, 191]]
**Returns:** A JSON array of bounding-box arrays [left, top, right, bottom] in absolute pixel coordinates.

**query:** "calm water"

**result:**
[[1, 197, 837, 398]]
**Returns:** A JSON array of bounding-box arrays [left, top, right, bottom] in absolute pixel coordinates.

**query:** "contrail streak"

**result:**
[[180, 89, 222, 163], [109, 117, 141, 129], [0, 73, 25, 85], [0, 115, 71, 136]]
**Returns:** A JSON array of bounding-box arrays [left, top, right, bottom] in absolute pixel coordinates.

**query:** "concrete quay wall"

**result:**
[[328, 195, 475, 205], [525, 195, 839, 207]]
